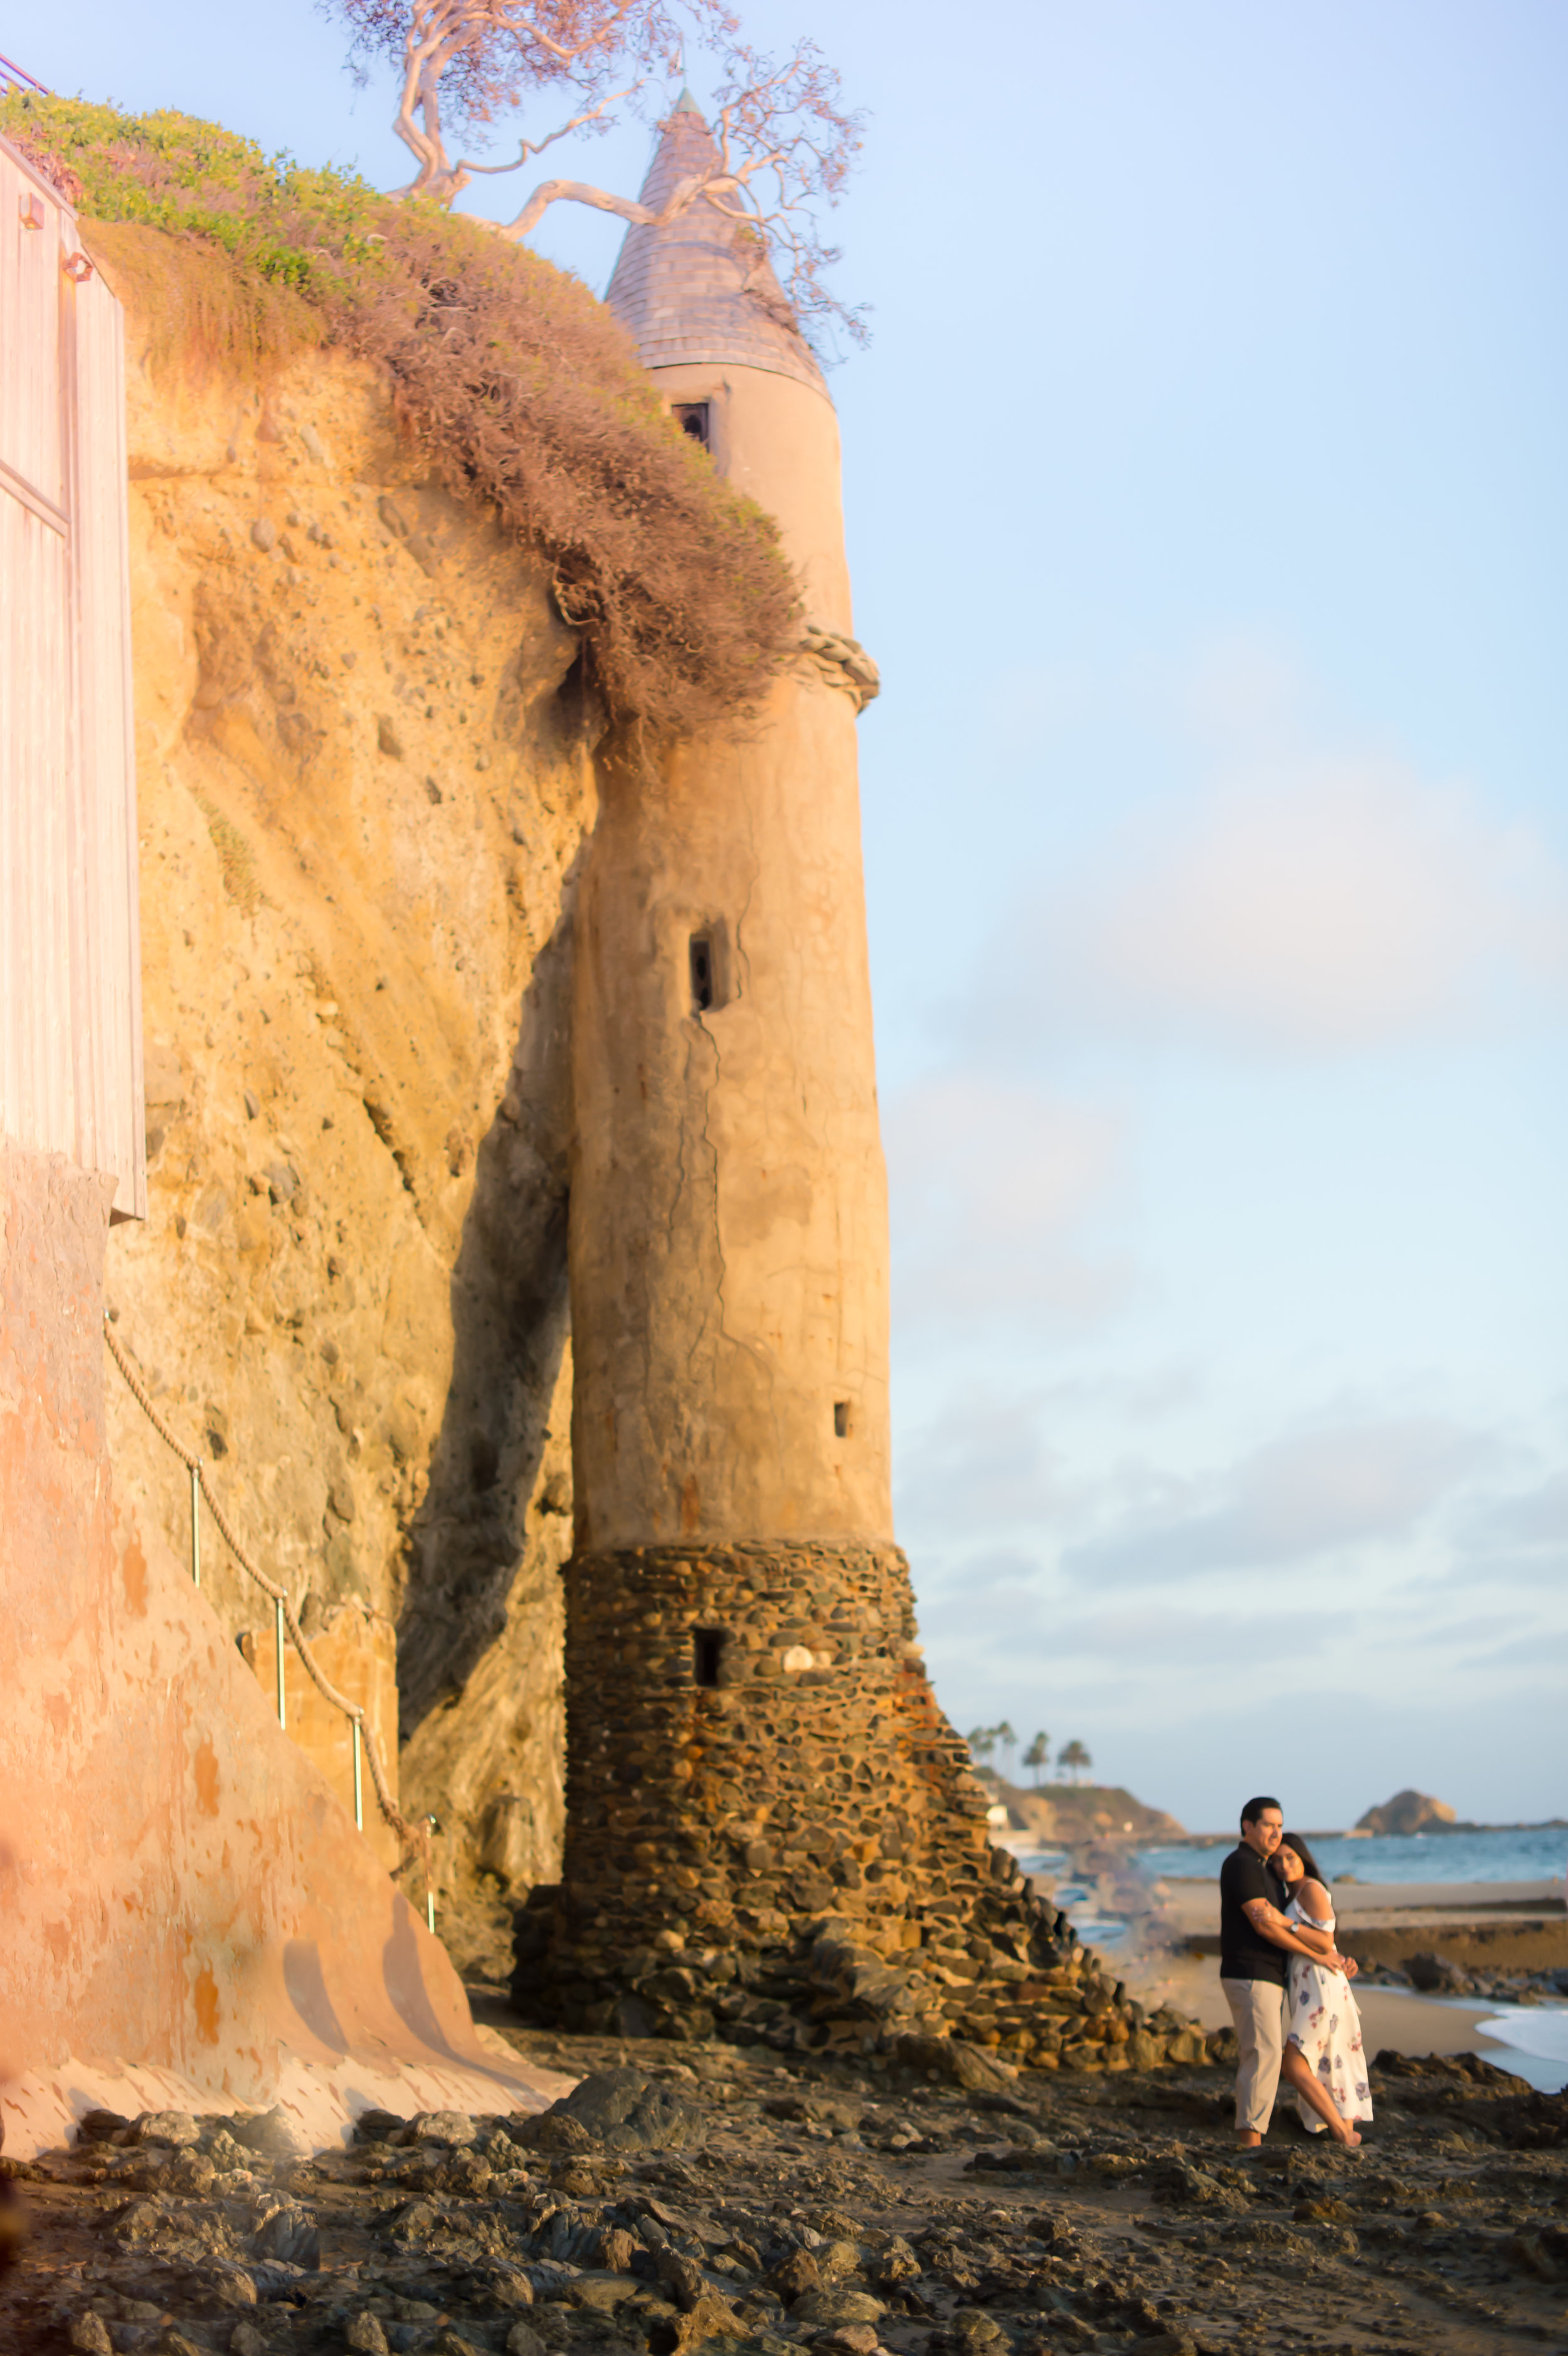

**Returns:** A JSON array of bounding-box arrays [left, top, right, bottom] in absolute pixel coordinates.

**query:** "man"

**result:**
[[1219, 1795, 1353, 2147]]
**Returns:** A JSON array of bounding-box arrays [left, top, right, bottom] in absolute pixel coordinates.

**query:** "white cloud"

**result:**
[[1019, 753, 1567, 1054], [1062, 1414, 1494, 1584], [896, 1391, 1067, 1535], [886, 1076, 1133, 1327]]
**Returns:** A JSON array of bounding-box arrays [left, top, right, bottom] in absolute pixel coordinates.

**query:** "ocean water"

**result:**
[[1472, 2003, 1568, 2094], [1134, 1826, 1568, 1887], [1012, 1849, 1131, 1946]]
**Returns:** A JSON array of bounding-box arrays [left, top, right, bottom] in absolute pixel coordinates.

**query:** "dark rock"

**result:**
[[411, 2111, 478, 2147], [354, 2110, 409, 2144], [890, 2036, 1012, 2093], [874, 2236, 921, 2286], [77, 2111, 132, 2144], [512, 2115, 595, 2154], [1405, 1951, 1471, 1995], [815, 2327, 879, 2355], [655, 2250, 707, 2311], [194, 2259, 258, 2309], [251, 2200, 320, 2269], [807, 1934, 914, 2019], [387, 2197, 441, 2241], [767, 2249, 822, 2305], [228, 2106, 307, 2160], [541, 2071, 704, 2153], [791, 2288, 885, 2329]]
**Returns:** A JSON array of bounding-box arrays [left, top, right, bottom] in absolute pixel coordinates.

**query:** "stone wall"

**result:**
[[512, 1542, 1182, 2070]]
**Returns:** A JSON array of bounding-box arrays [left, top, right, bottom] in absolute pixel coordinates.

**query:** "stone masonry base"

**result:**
[[511, 1542, 1195, 2072]]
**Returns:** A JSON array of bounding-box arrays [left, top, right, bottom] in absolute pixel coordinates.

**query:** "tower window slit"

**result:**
[[834, 1401, 852, 1438], [693, 1627, 725, 1687], [689, 934, 715, 1012]]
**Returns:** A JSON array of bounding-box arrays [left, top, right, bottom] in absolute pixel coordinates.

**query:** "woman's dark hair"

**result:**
[[1278, 1832, 1328, 1889]]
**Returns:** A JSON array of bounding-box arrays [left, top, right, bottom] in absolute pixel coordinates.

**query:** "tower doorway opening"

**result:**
[[672, 401, 710, 448], [692, 1628, 726, 1687], [689, 934, 715, 1012]]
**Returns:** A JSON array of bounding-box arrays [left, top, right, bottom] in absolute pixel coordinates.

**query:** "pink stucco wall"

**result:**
[[0, 1138, 529, 2141]]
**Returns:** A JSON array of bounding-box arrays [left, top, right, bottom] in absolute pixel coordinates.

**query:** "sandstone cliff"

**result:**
[[100, 293, 592, 1961]]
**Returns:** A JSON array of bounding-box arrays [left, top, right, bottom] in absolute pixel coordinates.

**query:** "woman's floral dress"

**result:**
[[1286, 1892, 1373, 2130]]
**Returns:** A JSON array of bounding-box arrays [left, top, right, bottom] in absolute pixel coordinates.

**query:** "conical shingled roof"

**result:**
[[604, 95, 828, 397]]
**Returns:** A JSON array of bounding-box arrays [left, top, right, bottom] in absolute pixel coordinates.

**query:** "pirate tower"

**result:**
[[514, 100, 1088, 2051]]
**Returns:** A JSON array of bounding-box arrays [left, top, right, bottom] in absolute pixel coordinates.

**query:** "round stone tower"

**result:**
[[512, 101, 1105, 2064]]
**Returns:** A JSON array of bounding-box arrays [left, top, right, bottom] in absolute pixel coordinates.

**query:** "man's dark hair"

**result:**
[[1240, 1795, 1282, 1828]]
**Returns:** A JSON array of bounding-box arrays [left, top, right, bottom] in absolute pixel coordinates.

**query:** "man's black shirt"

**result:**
[[1219, 1843, 1289, 1984]]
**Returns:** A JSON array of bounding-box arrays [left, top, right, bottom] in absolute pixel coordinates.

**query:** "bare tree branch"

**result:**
[[322, 0, 866, 348]]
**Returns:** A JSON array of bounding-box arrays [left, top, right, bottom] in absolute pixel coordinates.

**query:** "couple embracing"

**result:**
[[1220, 1795, 1372, 2149]]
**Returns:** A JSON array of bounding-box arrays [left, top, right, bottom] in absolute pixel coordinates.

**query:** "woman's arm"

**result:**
[[1283, 1894, 1339, 1959], [1242, 1896, 1348, 1970]]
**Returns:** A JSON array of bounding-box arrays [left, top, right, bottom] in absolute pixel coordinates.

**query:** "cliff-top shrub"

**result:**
[[0, 95, 799, 748]]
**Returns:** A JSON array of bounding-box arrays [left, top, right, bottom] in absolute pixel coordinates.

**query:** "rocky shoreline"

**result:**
[[3, 2027, 1564, 2355]]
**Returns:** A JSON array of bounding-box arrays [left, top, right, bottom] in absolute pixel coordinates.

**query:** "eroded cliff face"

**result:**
[[102, 297, 590, 1963]]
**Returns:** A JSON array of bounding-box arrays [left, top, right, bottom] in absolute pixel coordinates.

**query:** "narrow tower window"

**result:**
[[833, 1401, 852, 1438], [672, 401, 710, 448], [692, 1628, 725, 1687], [689, 934, 715, 1012]]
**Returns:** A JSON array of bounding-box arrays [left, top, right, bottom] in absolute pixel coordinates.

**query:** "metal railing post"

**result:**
[[102, 1317, 423, 1871]]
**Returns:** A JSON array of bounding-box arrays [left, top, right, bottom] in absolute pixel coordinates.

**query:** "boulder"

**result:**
[[132, 2111, 201, 2147], [888, 2035, 1012, 2092], [534, 2069, 704, 2153], [228, 2106, 309, 2160], [791, 2290, 886, 2329]]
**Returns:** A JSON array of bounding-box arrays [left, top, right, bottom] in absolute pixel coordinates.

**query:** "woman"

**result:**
[[1276, 1833, 1372, 2145]]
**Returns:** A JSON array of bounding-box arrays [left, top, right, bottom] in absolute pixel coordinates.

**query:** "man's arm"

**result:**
[[1242, 1897, 1350, 1971]]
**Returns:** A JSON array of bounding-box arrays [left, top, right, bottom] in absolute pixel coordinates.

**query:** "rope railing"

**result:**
[[103, 1314, 438, 1924]]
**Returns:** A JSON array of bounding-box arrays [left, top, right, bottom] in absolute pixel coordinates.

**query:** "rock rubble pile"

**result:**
[[4, 2038, 1565, 2354]]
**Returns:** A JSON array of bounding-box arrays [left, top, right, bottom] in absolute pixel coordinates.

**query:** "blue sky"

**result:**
[[27, 0, 1567, 1830]]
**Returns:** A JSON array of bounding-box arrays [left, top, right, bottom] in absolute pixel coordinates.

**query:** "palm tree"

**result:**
[[1023, 1732, 1050, 1788], [1059, 1739, 1092, 1786], [967, 1726, 998, 1779], [994, 1721, 1017, 1783]]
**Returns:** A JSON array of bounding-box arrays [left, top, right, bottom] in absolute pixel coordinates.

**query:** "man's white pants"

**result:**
[[1221, 1976, 1287, 2134]]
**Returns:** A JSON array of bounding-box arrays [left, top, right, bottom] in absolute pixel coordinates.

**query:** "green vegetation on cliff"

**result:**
[[1, 95, 798, 746]]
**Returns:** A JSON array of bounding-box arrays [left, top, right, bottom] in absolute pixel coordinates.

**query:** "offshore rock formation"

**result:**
[[1355, 1789, 1458, 1837], [97, 284, 585, 1941]]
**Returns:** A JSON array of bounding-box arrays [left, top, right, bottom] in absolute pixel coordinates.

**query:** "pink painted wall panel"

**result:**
[[0, 135, 143, 1219]]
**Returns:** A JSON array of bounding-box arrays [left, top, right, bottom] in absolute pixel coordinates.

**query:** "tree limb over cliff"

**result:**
[[327, 0, 867, 348]]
